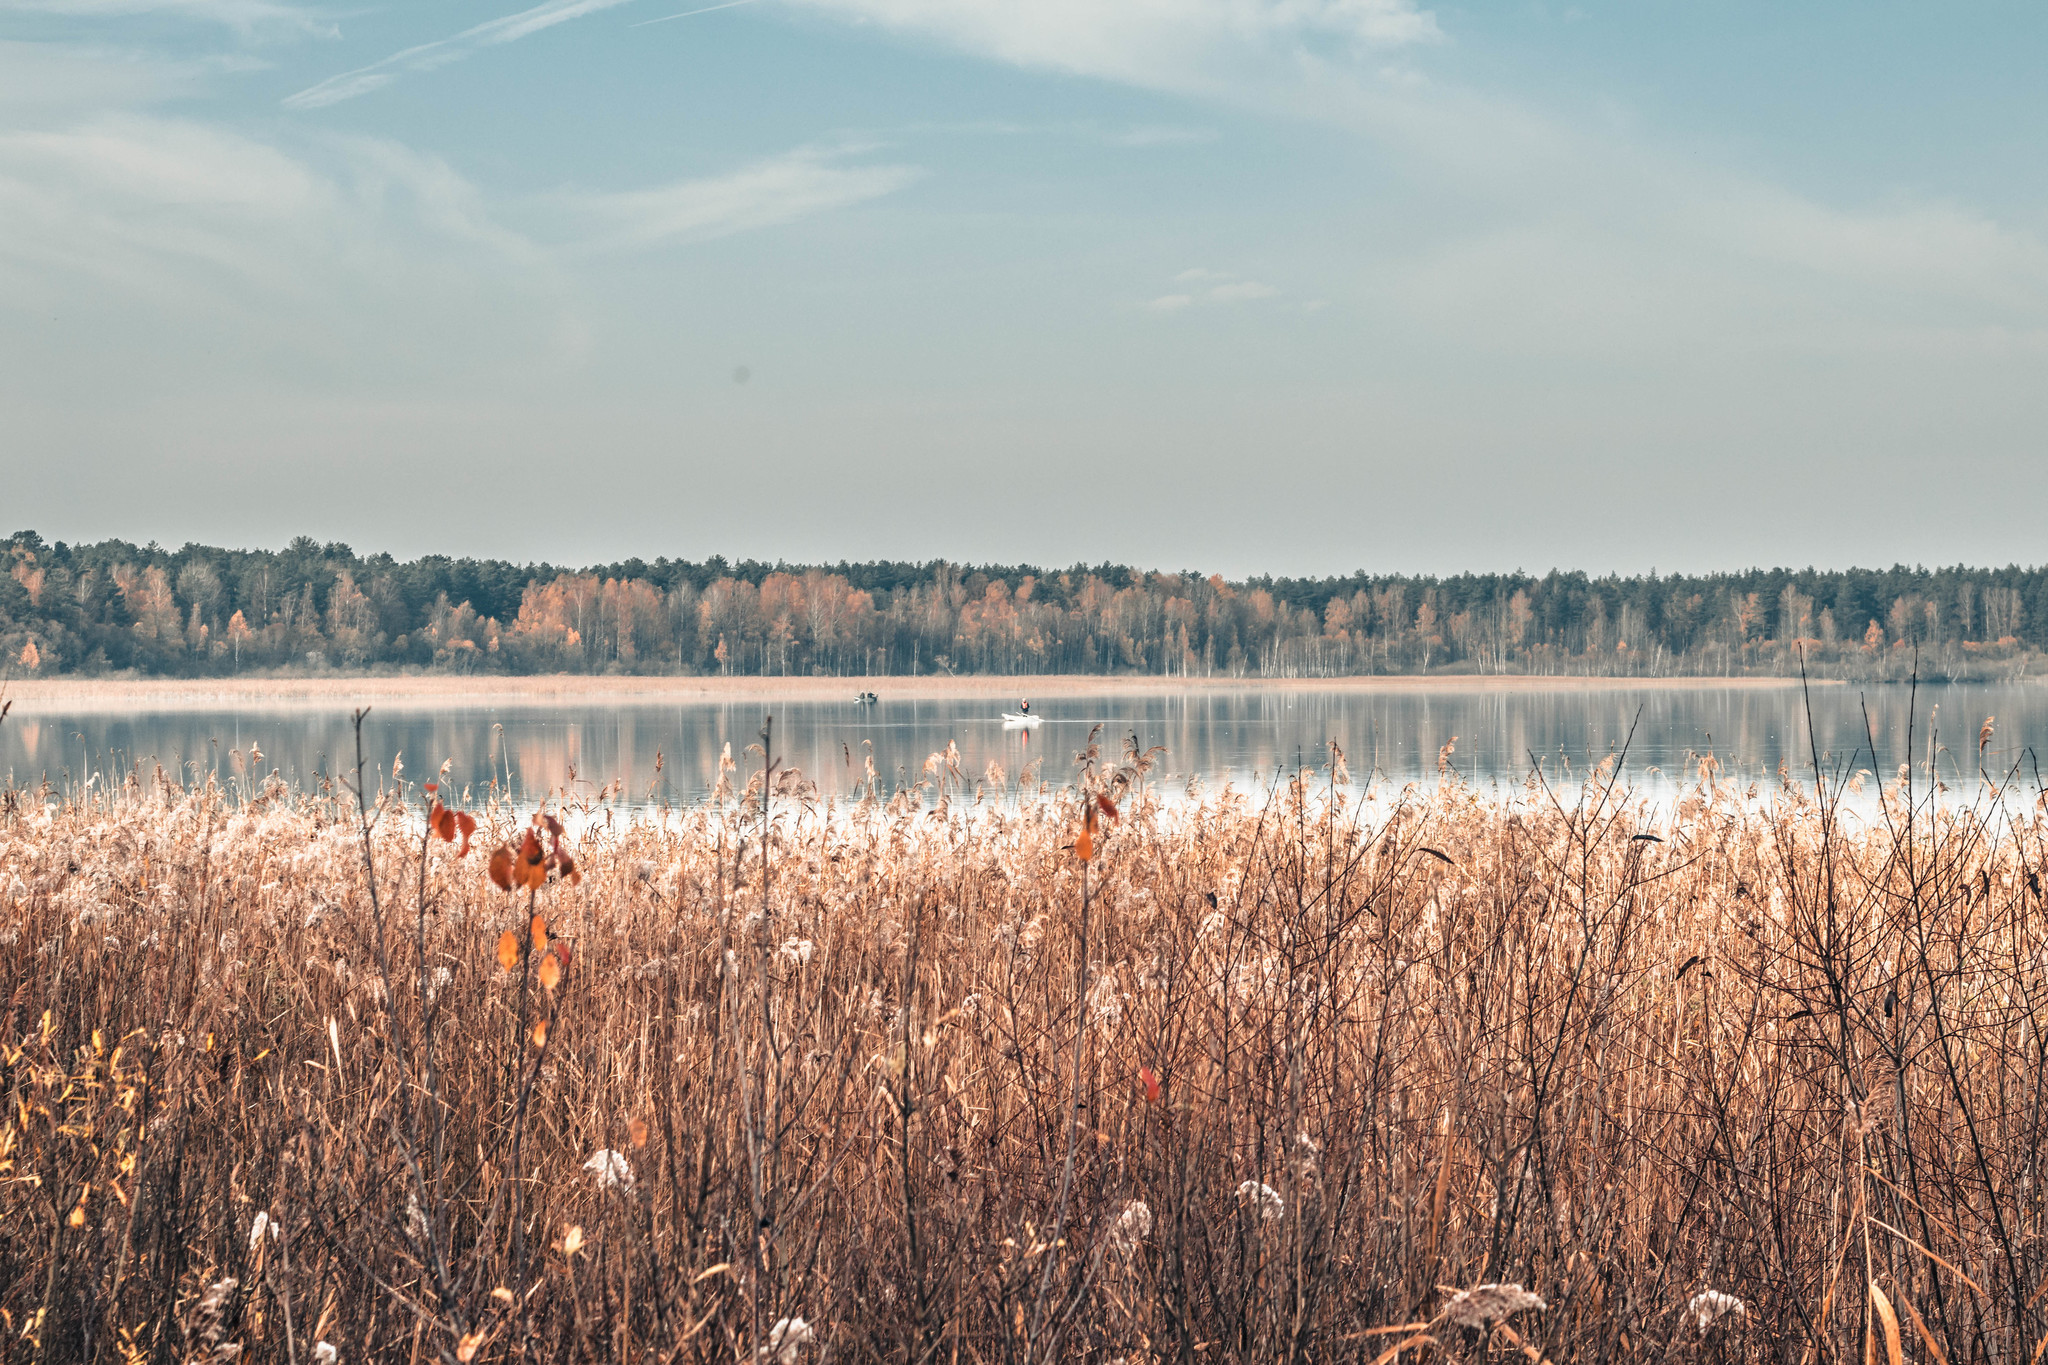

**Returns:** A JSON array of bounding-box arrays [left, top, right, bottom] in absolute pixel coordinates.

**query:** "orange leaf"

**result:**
[[455, 811, 477, 858], [1095, 793, 1120, 822], [517, 830, 548, 890], [1139, 1065, 1162, 1104], [531, 1018, 549, 1047], [530, 913, 548, 953], [1074, 824, 1093, 862], [488, 846, 514, 891], [424, 781, 438, 794], [628, 1117, 649, 1148], [430, 801, 456, 841], [537, 951, 561, 993], [496, 931, 520, 972]]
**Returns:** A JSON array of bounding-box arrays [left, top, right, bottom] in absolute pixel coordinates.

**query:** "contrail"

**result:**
[[285, 0, 637, 109], [630, 0, 761, 27]]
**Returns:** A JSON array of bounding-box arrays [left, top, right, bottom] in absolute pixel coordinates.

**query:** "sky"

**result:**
[[3, 0, 2045, 579]]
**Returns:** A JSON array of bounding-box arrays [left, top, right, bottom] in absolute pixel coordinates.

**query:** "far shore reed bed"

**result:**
[[3, 720, 2044, 1363]]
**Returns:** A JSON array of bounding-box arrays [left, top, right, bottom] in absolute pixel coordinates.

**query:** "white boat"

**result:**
[[1000, 712, 1042, 726]]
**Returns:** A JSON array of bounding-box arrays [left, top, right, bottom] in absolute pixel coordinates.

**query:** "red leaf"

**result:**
[[1095, 793, 1120, 822], [455, 811, 476, 858], [1139, 1065, 1162, 1105], [488, 847, 514, 891]]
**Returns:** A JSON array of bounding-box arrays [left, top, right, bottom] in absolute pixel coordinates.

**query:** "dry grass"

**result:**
[[2, 720, 2044, 1363]]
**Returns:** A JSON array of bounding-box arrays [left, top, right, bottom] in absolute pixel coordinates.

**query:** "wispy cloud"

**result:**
[[1105, 125, 1217, 148], [0, 117, 919, 379], [284, 0, 637, 110], [562, 145, 920, 251], [0, 116, 542, 300], [783, 0, 1441, 98], [1209, 279, 1275, 302], [0, 39, 270, 109], [0, 0, 330, 34], [1149, 269, 1278, 311]]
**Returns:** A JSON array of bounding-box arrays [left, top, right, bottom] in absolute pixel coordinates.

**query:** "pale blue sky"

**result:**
[[4, 0, 2044, 575]]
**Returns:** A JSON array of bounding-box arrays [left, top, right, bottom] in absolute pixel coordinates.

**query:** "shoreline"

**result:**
[[4, 671, 1839, 713]]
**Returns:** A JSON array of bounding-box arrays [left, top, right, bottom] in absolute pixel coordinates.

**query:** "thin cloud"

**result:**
[[1149, 270, 1279, 310], [0, 39, 269, 109], [1105, 125, 1216, 148], [0, 0, 330, 34], [0, 115, 556, 338], [1209, 279, 1275, 302], [284, 0, 638, 110], [782, 0, 1442, 98], [562, 145, 920, 251]]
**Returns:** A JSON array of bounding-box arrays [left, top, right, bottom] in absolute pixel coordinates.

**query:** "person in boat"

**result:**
[[1018, 698, 1030, 716]]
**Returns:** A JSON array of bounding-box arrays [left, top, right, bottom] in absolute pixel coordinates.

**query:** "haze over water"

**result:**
[[7, 682, 2045, 812]]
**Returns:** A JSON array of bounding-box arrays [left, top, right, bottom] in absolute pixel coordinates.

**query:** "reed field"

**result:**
[[4, 715, 2047, 1363]]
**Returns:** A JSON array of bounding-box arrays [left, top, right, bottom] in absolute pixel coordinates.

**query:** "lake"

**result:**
[[4, 680, 2043, 811]]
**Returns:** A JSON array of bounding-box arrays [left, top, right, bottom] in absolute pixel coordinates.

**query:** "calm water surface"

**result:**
[[6, 682, 2046, 810]]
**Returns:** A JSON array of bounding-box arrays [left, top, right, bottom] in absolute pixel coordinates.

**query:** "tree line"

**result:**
[[4, 529, 2042, 680]]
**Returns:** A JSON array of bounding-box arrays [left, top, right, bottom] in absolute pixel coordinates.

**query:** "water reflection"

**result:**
[[4, 683, 2044, 810]]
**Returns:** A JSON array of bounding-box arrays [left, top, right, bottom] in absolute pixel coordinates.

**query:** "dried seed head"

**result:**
[[584, 1149, 634, 1192], [183, 1276, 241, 1361], [1235, 1181, 1285, 1222], [759, 1316, 814, 1364], [1687, 1288, 1746, 1332], [1441, 1282, 1546, 1329], [1104, 1200, 1153, 1257]]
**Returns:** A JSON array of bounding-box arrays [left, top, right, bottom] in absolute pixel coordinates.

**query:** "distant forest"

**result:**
[[4, 530, 2042, 681]]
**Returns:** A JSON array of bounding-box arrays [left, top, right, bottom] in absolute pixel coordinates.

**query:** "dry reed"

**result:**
[[3, 716, 2047, 1363]]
